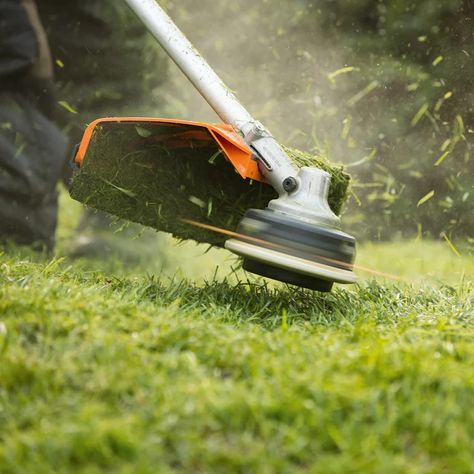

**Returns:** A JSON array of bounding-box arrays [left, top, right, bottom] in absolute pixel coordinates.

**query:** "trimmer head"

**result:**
[[70, 118, 355, 292], [226, 209, 356, 291]]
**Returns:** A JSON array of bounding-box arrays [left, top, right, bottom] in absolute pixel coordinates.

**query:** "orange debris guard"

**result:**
[[74, 117, 266, 183]]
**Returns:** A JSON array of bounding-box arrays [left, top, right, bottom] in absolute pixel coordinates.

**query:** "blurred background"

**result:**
[[47, 0, 472, 283]]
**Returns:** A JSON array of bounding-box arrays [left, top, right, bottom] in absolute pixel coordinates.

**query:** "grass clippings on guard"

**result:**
[[70, 122, 350, 245]]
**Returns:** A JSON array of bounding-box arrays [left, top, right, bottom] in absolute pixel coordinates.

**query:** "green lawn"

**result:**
[[0, 196, 473, 473]]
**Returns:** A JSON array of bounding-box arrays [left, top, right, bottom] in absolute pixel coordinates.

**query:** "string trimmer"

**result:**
[[70, 0, 356, 291]]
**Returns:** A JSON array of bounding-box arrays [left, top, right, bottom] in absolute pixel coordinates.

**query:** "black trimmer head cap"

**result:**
[[225, 209, 356, 292]]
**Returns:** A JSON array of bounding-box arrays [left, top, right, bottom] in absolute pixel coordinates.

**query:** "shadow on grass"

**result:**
[[109, 275, 466, 330]]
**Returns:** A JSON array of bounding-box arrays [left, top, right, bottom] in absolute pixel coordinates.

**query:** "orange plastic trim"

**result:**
[[74, 117, 266, 183]]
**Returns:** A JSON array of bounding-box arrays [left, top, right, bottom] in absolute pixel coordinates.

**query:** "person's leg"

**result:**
[[0, 0, 68, 251], [0, 93, 67, 251]]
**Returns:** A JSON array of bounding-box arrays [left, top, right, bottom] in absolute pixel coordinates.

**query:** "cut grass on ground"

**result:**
[[0, 248, 473, 473]]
